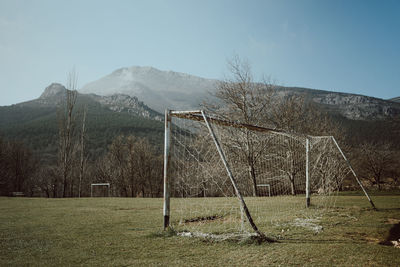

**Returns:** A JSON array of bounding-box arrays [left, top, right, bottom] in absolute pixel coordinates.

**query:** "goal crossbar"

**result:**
[[170, 110, 289, 135], [170, 110, 329, 141]]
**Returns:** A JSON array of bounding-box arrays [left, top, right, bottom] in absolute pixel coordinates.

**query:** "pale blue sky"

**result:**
[[0, 0, 399, 105]]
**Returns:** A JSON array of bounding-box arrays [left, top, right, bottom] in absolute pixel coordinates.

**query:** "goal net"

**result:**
[[163, 110, 374, 240]]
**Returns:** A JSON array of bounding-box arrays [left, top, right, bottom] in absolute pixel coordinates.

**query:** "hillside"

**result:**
[[0, 84, 164, 162]]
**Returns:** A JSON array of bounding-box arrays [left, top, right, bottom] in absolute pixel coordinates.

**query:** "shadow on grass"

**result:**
[[374, 207, 400, 212], [379, 223, 400, 246]]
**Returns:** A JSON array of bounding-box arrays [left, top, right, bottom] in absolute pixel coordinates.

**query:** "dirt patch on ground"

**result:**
[[180, 214, 242, 225], [183, 215, 223, 223]]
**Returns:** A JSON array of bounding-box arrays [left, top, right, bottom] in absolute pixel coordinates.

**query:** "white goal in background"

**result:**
[[90, 183, 111, 197], [163, 110, 375, 240]]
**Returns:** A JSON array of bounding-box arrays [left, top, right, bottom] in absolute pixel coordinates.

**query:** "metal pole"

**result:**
[[331, 136, 376, 209], [306, 138, 310, 208], [90, 184, 92, 197], [201, 111, 273, 241], [163, 110, 171, 229]]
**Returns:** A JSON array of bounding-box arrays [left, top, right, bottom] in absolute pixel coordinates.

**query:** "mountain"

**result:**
[[2, 68, 399, 163], [80, 66, 400, 121], [80, 66, 217, 113], [0, 83, 164, 162]]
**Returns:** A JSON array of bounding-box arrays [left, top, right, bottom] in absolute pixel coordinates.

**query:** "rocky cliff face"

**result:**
[[390, 96, 400, 103], [27, 83, 67, 106], [89, 94, 162, 121], [21, 83, 162, 121], [39, 83, 66, 99], [312, 93, 400, 120], [275, 87, 400, 120]]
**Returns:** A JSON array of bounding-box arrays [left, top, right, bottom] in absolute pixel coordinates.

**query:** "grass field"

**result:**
[[1, 193, 399, 266]]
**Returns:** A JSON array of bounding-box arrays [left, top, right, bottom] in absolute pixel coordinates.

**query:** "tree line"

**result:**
[[0, 134, 163, 197]]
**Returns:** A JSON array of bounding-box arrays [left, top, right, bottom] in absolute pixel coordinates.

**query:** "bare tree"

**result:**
[[268, 93, 339, 136], [205, 56, 340, 196], [126, 136, 138, 197], [359, 141, 396, 190], [106, 136, 129, 196], [78, 107, 87, 198], [267, 94, 340, 195], [35, 165, 59, 198], [205, 56, 274, 196], [96, 135, 163, 197], [58, 70, 78, 197], [0, 140, 38, 195], [133, 137, 161, 197], [0, 137, 8, 195]]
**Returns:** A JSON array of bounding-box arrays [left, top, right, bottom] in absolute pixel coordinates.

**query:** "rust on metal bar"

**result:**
[[170, 110, 202, 115]]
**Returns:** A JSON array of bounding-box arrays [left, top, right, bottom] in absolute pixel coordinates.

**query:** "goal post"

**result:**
[[256, 184, 271, 197], [163, 109, 376, 239], [200, 110, 266, 239], [330, 136, 376, 209], [306, 137, 310, 207], [90, 183, 111, 197], [305, 135, 376, 209], [163, 110, 171, 229]]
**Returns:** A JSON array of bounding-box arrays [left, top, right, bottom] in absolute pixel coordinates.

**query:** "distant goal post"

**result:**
[[90, 183, 111, 197], [256, 184, 271, 197]]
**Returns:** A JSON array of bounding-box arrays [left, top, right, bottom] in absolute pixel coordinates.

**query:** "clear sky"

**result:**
[[0, 0, 399, 105]]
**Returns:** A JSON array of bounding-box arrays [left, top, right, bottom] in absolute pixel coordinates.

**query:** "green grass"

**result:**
[[0, 195, 399, 266]]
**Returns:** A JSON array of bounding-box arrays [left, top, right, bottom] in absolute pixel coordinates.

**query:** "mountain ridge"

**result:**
[[80, 66, 400, 121]]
